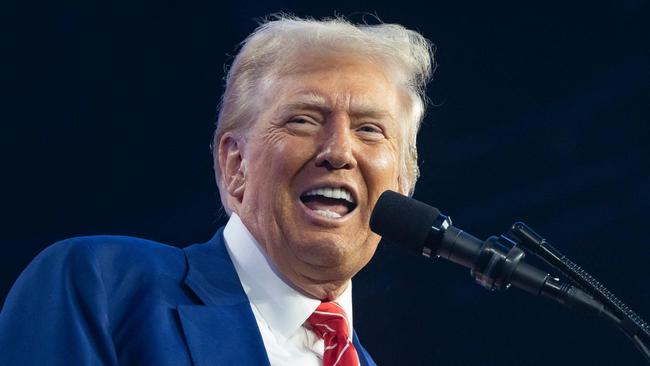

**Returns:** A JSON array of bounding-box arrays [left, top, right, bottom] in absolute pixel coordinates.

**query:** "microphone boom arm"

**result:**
[[426, 215, 650, 363], [428, 217, 606, 315]]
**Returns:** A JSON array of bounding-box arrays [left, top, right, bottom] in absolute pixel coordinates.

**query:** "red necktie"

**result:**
[[307, 302, 360, 366]]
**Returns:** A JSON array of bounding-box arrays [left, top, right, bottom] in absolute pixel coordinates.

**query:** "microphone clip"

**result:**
[[471, 236, 526, 292]]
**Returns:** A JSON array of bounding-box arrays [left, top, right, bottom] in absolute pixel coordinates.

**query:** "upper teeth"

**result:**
[[303, 187, 354, 203]]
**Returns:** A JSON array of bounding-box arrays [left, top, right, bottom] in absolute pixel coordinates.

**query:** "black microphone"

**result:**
[[370, 190, 604, 313]]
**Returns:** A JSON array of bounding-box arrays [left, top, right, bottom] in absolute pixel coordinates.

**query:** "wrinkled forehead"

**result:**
[[255, 53, 410, 118]]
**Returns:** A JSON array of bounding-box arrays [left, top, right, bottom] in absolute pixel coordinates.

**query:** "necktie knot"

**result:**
[[307, 302, 359, 366], [307, 302, 350, 339]]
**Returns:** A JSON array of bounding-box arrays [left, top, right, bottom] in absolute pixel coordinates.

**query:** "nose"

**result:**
[[314, 119, 357, 170]]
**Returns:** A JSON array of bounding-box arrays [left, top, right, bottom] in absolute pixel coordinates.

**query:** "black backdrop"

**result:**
[[2, 1, 649, 365]]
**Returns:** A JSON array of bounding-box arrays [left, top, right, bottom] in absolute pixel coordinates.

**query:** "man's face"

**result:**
[[225, 56, 406, 299]]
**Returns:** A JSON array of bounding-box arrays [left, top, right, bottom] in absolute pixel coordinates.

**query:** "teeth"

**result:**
[[303, 187, 354, 203], [314, 210, 342, 219]]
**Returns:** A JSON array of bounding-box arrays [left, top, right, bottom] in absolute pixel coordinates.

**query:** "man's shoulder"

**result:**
[[1, 234, 223, 365], [18, 234, 199, 301], [4, 234, 212, 315], [36, 234, 186, 272]]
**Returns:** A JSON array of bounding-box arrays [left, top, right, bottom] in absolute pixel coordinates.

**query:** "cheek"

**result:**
[[271, 136, 314, 172], [361, 147, 401, 192], [250, 134, 316, 189]]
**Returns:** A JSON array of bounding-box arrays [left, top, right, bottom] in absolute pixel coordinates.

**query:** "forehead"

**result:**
[[259, 56, 406, 117]]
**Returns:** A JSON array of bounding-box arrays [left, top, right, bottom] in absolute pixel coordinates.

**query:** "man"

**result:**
[[0, 15, 433, 365]]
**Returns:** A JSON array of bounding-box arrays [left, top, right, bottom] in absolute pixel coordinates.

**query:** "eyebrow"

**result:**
[[279, 91, 395, 120]]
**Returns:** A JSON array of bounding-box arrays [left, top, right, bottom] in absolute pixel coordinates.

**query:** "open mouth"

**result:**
[[299, 187, 357, 219]]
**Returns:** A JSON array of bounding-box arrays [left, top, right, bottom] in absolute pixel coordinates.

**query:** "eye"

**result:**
[[285, 115, 320, 135], [287, 115, 321, 126], [357, 123, 385, 137], [288, 117, 310, 124]]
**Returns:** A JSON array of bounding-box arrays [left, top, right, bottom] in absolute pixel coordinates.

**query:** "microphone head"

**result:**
[[370, 190, 441, 254]]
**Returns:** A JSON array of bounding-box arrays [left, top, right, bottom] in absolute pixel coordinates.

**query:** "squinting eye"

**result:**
[[288, 117, 312, 124], [358, 124, 383, 134], [285, 116, 319, 134]]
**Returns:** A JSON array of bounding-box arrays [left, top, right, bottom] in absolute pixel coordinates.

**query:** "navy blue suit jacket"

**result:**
[[0, 229, 377, 365]]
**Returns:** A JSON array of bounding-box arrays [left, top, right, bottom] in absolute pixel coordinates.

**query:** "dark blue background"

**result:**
[[2, 1, 649, 365]]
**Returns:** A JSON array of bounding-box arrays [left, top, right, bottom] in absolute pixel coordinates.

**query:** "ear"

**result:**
[[218, 132, 246, 201]]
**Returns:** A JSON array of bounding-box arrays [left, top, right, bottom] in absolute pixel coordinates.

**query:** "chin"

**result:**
[[299, 235, 376, 274], [295, 235, 352, 267]]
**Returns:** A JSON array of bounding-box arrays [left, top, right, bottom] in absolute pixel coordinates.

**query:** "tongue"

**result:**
[[302, 196, 351, 216]]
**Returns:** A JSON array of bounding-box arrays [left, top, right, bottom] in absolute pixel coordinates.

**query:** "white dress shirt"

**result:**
[[223, 213, 354, 366]]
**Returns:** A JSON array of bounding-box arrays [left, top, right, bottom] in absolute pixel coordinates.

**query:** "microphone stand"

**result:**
[[459, 220, 650, 363], [506, 222, 650, 363]]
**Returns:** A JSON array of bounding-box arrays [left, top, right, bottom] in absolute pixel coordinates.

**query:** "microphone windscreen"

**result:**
[[370, 190, 440, 254]]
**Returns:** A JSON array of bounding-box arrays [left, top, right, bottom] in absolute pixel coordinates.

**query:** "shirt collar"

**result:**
[[223, 213, 353, 341]]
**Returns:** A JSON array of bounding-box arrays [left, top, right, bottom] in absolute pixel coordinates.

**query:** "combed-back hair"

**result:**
[[213, 14, 434, 197]]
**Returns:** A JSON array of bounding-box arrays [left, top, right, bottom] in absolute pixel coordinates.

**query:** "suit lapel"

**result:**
[[177, 304, 269, 366], [178, 229, 270, 366]]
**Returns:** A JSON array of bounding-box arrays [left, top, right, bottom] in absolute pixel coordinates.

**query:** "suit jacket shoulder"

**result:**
[[0, 234, 196, 365]]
